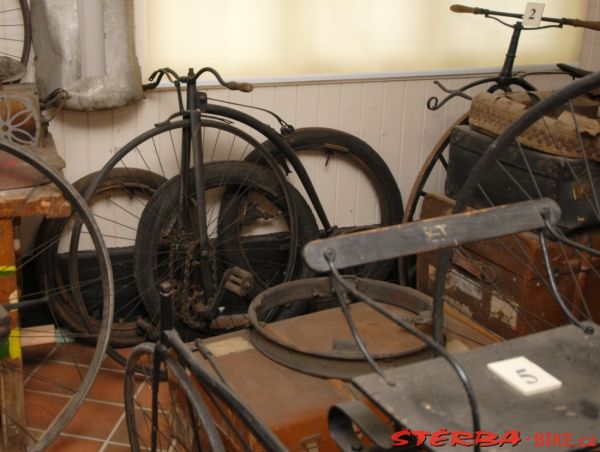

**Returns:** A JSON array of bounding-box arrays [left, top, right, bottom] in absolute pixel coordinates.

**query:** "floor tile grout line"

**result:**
[[100, 411, 127, 451], [22, 345, 59, 386], [28, 426, 106, 443], [34, 355, 127, 374], [24, 388, 126, 407]]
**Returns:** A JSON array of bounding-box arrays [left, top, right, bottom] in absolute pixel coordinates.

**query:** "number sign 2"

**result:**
[[487, 356, 562, 396], [523, 2, 545, 27]]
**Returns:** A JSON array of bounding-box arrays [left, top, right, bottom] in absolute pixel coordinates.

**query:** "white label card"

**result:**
[[523, 3, 545, 28], [486, 356, 562, 396]]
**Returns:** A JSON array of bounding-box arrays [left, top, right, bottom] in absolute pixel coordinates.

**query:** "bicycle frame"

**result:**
[[424, 2, 598, 111], [167, 71, 211, 296], [149, 67, 332, 232], [116, 65, 334, 308]]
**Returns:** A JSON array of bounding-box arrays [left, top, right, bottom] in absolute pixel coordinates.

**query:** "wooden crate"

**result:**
[[416, 194, 599, 338]]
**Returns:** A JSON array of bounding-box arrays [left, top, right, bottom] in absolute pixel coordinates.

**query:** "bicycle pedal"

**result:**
[[224, 266, 254, 297]]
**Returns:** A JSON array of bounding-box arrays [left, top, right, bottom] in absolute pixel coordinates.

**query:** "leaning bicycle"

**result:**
[[401, 3, 600, 285], [63, 66, 403, 351]]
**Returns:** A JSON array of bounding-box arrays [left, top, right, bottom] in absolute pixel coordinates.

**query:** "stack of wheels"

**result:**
[[0, 140, 113, 450], [68, 115, 403, 347], [133, 160, 318, 340]]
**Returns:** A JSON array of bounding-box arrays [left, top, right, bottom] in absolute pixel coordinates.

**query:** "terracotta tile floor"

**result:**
[[22, 342, 134, 451]]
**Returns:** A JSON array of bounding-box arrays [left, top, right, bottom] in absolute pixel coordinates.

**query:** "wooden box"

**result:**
[[445, 124, 600, 232], [416, 193, 599, 338]]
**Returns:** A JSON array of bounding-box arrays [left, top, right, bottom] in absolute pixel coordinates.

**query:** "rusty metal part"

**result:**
[[248, 277, 438, 380]]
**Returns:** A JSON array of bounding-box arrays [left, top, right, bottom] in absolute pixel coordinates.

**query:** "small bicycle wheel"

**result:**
[[246, 127, 404, 280], [124, 342, 225, 452], [134, 161, 317, 339], [0, 140, 113, 450], [429, 73, 600, 340], [36, 168, 164, 347]]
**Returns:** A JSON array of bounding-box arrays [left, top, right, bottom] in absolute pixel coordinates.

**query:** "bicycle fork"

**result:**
[[188, 108, 215, 299]]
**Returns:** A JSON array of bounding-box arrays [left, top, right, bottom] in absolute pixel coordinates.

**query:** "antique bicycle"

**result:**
[[53, 65, 403, 351], [403, 4, 600, 228], [125, 195, 560, 451]]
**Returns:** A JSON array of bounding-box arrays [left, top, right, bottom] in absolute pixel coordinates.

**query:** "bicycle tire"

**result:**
[[173, 333, 287, 451], [134, 161, 316, 337], [124, 342, 226, 452], [245, 126, 404, 280], [431, 73, 600, 342], [35, 168, 164, 347], [67, 118, 300, 339], [0, 140, 113, 450]]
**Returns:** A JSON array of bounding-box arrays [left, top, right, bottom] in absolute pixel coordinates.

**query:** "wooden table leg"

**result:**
[[0, 218, 28, 451]]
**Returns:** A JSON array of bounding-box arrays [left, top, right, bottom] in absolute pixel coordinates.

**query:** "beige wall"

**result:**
[[48, 76, 568, 214], [47, 3, 598, 213]]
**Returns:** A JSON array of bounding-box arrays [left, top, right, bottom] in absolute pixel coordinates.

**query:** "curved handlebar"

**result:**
[[450, 4, 480, 14], [225, 81, 254, 93], [142, 66, 254, 92], [568, 18, 600, 31], [450, 4, 600, 31]]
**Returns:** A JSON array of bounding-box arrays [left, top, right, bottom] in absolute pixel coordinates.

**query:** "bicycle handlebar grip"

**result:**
[[450, 4, 478, 14], [226, 81, 254, 92], [570, 19, 600, 31]]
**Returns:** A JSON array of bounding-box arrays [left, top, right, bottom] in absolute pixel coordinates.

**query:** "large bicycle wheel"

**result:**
[[403, 113, 469, 225], [68, 118, 302, 338], [428, 73, 600, 342], [245, 127, 404, 280], [0, 140, 113, 450], [36, 168, 164, 347], [134, 161, 318, 339], [124, 342, 225, 452]]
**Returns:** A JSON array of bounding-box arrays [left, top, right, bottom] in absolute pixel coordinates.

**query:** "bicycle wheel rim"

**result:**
[[0, 0, 31, 73], [67, 119, 299, 352], [0, 140, 113, 450], [134, 161, 309, 337], [431, 73, 600, 342], [36, 168, 164, 347], [124, 342, 225, 452], [246, 126, 404, 280]]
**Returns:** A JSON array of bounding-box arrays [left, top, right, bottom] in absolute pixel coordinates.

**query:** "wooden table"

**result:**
[[0, 184, 70, 450]]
